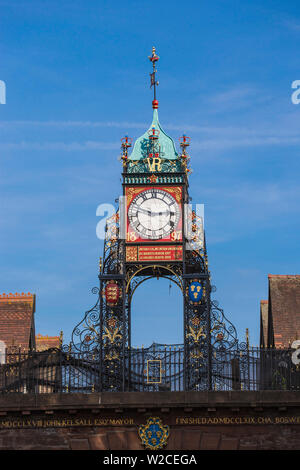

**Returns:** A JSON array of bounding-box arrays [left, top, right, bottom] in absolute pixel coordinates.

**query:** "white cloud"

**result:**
[[192, 135, 300, 150], [208, 86, 257, 105], [196, 181, 300, 245], [2, 114, 300, 152], [0, 120, 147, 129], [0, 141, 119, 151]]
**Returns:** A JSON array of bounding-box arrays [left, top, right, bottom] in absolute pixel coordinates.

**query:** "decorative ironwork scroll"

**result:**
[[70, 287, 100, 353]]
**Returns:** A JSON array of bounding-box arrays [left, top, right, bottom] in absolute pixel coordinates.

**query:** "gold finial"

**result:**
[[149, 46, 159, 64], [246, 328, 249, 350], [59, 331, 63, 348]]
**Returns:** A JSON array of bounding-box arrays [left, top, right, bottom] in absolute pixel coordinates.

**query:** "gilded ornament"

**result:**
[[138, 417, 169, 450], [186, 325, 206, 343], [102, 325, 122, 344]]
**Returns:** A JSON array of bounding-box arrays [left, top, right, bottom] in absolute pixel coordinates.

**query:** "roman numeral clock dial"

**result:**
[[127, 188, 181, 240]]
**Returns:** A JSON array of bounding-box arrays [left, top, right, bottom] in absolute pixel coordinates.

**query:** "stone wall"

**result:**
[[0, 391, 300, 450]]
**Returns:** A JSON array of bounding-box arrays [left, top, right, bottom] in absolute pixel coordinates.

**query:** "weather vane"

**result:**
[[149, 46, 159, 108]]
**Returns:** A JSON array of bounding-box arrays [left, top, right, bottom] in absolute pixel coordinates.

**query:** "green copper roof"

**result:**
[[128, 109, 178, 161]]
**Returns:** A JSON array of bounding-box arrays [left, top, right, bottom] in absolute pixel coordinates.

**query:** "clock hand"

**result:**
[[137, 210, 174, 217], [133, 205, 166, 216], [149, 211, 175, 216], [132, 204, 175, 217], [130, 204, 152, 216], [136, 207, 152, 216]]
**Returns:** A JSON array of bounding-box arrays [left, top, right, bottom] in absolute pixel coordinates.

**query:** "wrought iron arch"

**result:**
[[126, 264, 184, 294], [128, 275, 183, 301]]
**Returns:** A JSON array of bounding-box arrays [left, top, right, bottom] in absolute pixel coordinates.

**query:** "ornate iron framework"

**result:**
[[1, 346, 300, 394], [69, 167, 239, 392], [67, 47, 240, 392]]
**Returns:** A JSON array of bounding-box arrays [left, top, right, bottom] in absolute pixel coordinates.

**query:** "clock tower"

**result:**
[[71, 48, 238, 392]]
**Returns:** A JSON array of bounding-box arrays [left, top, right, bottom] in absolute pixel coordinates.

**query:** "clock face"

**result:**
[[128, 188, 181, 240]]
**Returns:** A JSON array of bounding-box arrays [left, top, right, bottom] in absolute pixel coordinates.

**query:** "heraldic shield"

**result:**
[[138, 417, 170, 450], [187, 280, 204, 305]]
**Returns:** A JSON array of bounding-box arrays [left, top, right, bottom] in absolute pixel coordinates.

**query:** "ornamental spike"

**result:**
[[120, 135, 132, 167], [149, 46, 159, 108]]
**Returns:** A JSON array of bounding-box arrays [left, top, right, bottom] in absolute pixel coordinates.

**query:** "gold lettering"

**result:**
[[147, 157, 162, 172], [172, 415, 300, 426]]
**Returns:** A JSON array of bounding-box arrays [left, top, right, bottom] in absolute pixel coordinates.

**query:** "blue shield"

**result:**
[[139, 417, 169, 450], [188, 281, 203, 303]]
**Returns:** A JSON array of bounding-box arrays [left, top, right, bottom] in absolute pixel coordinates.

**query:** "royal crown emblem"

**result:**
[[138, 417, 169, 450]]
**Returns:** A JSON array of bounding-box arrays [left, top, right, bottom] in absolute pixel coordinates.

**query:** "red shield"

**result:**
[[105, 282, 120, 306]]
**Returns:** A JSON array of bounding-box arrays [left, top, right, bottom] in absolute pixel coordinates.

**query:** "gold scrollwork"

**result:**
[[160, 186, 182, 203]]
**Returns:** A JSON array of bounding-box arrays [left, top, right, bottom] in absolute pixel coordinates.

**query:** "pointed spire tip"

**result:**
[[149, 47, 159, 106]]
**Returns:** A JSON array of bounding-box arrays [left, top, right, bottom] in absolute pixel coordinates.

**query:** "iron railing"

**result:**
[[0, 345, 299, 393]]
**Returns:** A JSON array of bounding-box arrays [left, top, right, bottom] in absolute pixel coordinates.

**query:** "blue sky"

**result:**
[[1, 0, 300, 347]]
